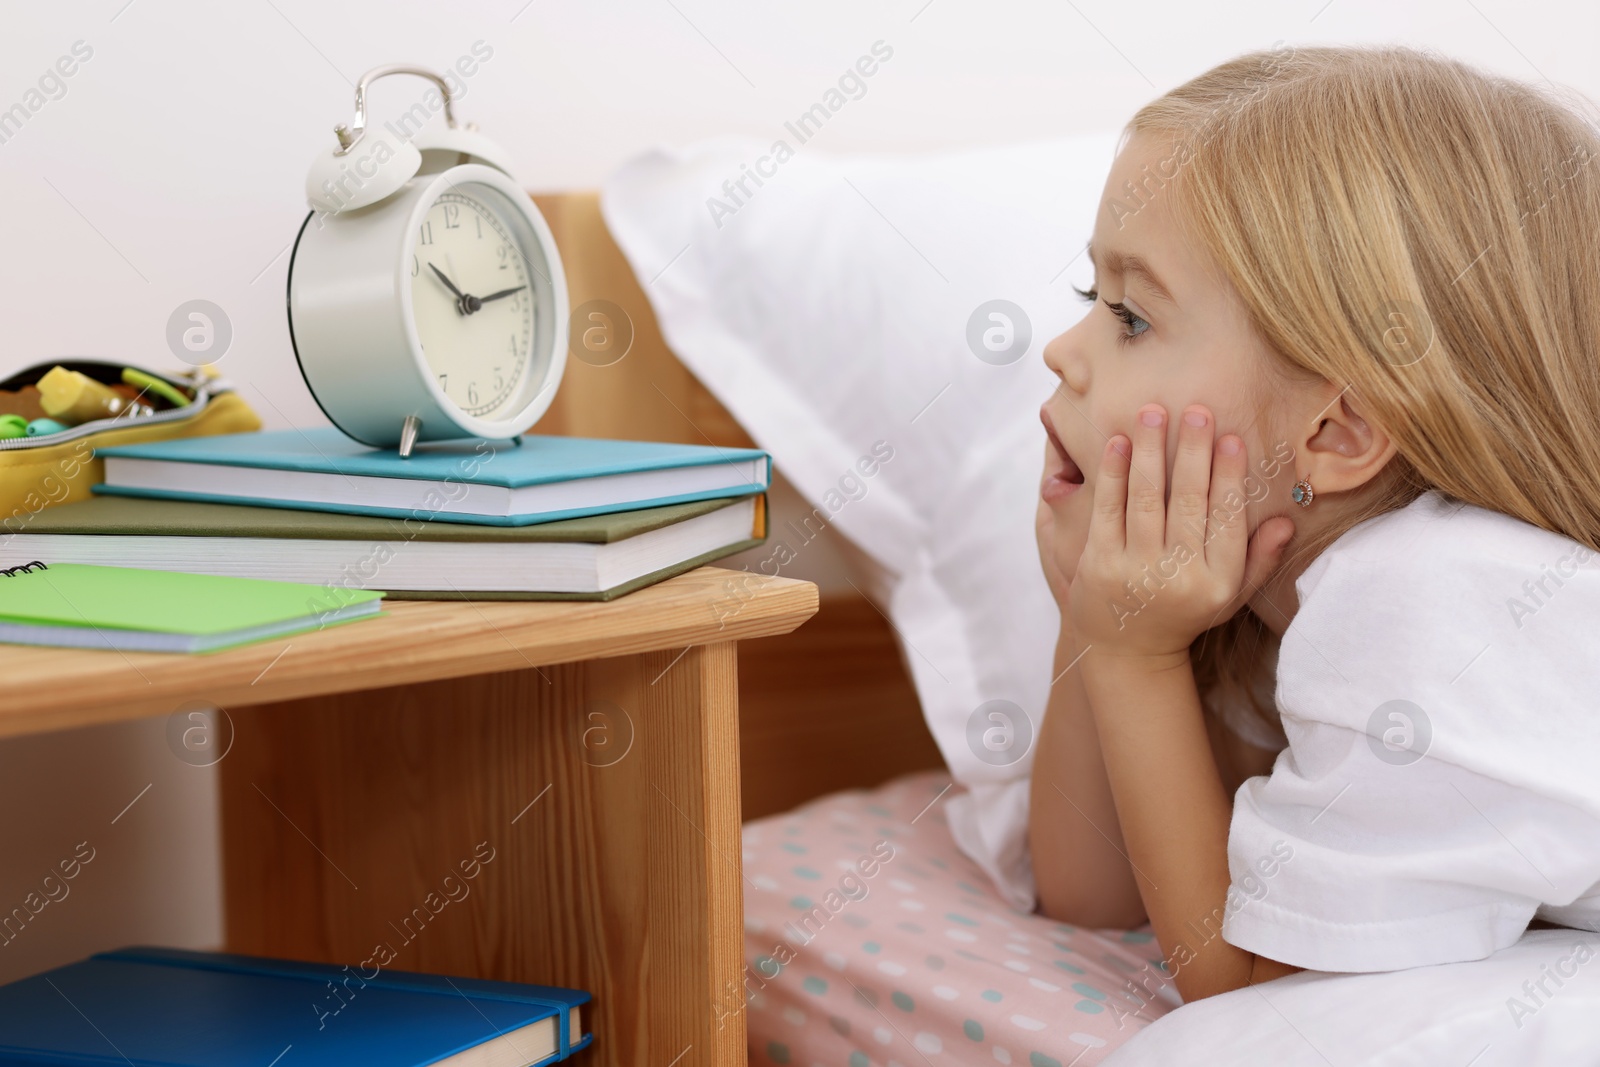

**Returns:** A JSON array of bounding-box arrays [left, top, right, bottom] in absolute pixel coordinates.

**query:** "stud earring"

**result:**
[[1291, 478, 1315, 508]]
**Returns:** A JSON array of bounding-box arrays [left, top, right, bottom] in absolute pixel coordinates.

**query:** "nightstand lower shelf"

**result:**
[[0, 566, 818, 1067]]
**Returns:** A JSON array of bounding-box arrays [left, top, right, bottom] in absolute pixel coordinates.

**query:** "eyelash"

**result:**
[[1072, 284, 1151, 346]]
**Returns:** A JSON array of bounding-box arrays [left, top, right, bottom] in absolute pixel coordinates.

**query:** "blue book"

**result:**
[[0, 945, 592, 1066], [94, 428, 771, 527]]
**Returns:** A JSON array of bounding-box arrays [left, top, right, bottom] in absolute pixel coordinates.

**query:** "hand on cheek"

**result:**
[[1065, 404, 1296, 666]]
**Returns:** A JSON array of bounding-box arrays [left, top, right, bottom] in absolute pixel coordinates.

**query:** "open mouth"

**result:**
[[1039, 404, 1085, 500]]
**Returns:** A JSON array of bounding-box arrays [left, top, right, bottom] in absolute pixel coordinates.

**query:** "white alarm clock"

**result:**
[[288, 65, 568, 457]]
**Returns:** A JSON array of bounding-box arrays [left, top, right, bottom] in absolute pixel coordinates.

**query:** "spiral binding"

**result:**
[[1, 561, 47, 577]]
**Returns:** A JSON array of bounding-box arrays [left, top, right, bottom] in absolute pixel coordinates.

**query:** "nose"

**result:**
[[1042, 325, 1089, 397]]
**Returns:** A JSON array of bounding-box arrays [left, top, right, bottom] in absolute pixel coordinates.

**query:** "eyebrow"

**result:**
[[1086, 243, 1176, 306]]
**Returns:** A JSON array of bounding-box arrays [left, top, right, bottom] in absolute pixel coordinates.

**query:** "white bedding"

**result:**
[[1104, 927, 1600, 1065]]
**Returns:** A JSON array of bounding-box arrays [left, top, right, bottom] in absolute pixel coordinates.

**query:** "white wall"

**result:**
[[1, 0, 1593, 984]]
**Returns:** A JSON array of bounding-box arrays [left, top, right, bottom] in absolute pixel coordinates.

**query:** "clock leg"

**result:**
[[398, 414, 422, 458]]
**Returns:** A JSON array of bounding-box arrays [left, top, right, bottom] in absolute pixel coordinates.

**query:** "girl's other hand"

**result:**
[[1066, 404, 1295, 666]]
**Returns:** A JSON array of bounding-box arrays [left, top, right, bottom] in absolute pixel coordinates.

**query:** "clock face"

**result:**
[[407, 185, 535, 419]]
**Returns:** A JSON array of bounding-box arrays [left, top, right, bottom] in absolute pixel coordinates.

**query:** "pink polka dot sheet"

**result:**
[[735, 770, 1182, 1067]]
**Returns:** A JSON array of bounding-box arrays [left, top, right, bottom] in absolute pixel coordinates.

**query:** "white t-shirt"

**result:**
[[1223, 489, 1600, 972]]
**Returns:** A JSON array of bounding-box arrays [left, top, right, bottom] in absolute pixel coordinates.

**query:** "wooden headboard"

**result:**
[[530, 193, 945, 819]]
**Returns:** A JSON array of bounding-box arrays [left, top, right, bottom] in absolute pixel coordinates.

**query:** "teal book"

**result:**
[[94, 427, 771, 527], [0, 945, 591, 1066]]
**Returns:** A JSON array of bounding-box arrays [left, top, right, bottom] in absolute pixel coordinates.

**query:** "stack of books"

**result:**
[[3, 427, 771, 600]]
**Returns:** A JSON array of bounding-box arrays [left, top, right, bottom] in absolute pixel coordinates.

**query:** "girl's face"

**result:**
[[1038, 132, 1301, 588]]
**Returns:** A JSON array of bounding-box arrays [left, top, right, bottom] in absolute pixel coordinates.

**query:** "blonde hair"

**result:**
[[1121, 45, 1600, 729]]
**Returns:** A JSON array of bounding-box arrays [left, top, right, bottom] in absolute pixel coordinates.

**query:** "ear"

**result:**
[[1301, 386, 1397, 494]]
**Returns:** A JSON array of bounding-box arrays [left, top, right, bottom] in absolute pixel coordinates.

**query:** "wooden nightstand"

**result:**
[[0, 565, 818, 1067]]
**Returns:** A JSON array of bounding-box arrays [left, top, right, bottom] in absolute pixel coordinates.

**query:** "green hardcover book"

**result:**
[[2, 493, 767, 601], [0, 562, 382, 653]]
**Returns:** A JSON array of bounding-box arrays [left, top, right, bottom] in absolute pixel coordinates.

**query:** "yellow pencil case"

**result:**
[[0, 360, 261, 529]]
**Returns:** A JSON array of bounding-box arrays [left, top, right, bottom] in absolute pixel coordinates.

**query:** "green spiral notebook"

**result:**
[[0, 562, 382, 653]]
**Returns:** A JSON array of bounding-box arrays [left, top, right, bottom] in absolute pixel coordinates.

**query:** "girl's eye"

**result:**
[[1072, 284, 1151, 346], [1106, 301, 1151, 346]]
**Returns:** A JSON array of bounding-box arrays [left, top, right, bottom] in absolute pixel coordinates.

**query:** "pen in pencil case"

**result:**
[[1, 562, 47, 577]]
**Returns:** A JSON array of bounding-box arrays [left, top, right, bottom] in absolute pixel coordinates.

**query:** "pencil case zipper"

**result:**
[[0, 362, 230, 453]]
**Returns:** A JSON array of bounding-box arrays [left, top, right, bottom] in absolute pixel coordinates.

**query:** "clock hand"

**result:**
[[477, 285, 526, 304], [428, 262, 465, 299], [428, 263, 481, 315]]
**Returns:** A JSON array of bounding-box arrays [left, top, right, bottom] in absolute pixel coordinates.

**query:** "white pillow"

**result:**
[[601, 131, 1121, 911]]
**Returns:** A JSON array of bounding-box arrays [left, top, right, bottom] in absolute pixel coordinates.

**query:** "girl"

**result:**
[[1031, 42, 1600, 1007]]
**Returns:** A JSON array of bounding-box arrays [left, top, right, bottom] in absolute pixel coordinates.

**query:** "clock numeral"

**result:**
[[508, 334, 519, 356], [474, 214, 483, 239], [493, 366, 504, 390], [419, 221, 434, 246], [438, 373, 447, 392], [497, 244, 512, 270], [443, 203, 461, 229], [467, 382, 479, 406], [411, 255, 419, 277]]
